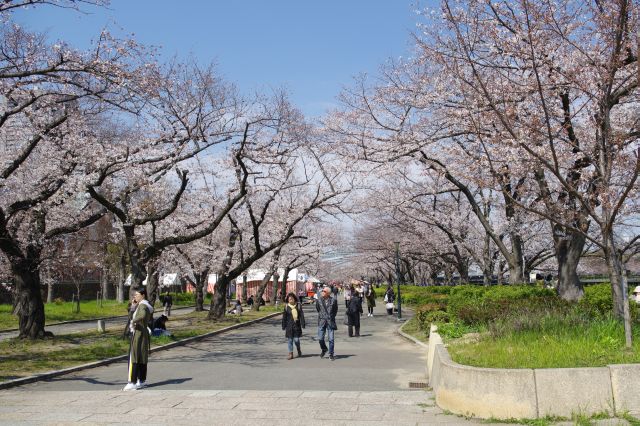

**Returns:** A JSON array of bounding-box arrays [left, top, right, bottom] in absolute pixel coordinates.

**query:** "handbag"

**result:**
[[383, 294, 388, 303]]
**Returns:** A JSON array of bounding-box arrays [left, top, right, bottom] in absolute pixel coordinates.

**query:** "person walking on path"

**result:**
[[354, 281, 365, 304], [365, 284, 376, 317], [123, 288, 153, 391], [316, 286, 338, 360], [343, 284, 352, 309], [345, 288, 363, 337], [162, 293, 173, 316], [384, 285, 395, 316], [282, 292, 306, 359]]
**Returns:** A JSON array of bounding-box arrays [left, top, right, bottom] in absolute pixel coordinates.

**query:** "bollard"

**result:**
[[97, 319, 106, 333]]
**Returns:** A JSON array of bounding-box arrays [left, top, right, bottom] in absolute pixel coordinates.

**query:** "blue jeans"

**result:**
[[317, 324, 334, 355], [287, 336, 300, 352]]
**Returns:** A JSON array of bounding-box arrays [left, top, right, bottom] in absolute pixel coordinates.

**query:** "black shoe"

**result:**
[[329, 354, 335, 361], [320, 350, 327, 359]]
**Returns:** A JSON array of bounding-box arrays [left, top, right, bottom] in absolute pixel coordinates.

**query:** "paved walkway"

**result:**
[[11, 307, 426, 391], [5, 305, 626, 425], [0, 389, 488, 425]]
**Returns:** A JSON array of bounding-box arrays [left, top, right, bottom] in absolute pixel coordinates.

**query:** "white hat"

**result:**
[[633, 286, 640, 294]]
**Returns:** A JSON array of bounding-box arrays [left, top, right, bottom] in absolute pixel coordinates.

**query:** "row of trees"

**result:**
[[0, 0, 349, 338], [324, 0, 639, 339], [1, 0, 638, 342]]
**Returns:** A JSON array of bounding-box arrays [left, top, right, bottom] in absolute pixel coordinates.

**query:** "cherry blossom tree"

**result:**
[[419, 1, 638, 344], [0, 3, 160, 338], [206, 103, 352, 319]]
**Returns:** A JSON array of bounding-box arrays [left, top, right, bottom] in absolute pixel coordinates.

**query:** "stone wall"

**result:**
[[427, 327, 640, 420]]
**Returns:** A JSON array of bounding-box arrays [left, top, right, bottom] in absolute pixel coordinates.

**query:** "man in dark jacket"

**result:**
[[315, 286, 338, 360]]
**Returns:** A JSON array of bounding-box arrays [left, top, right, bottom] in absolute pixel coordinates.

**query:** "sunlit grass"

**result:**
[[448, 318, 640, 369], [0, 297, 198, 331]]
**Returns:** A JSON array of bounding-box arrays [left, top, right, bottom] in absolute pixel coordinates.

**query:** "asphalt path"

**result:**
[[17, 304, 426, 392], [0, 306, 197, 342]]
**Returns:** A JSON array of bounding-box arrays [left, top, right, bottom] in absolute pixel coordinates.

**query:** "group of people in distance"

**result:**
[[282, 280, 396, 361]]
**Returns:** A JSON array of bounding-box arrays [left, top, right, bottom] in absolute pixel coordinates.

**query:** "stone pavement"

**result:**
[[0, 389, 509, 425], [2, 304, 633, 425]]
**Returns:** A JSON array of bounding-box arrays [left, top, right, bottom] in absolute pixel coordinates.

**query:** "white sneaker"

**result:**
[[135, 381, 146, 389], [122, 382, 137, 391]]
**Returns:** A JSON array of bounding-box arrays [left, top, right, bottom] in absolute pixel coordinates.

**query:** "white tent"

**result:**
[[161, 273, 178, 288], [124, 274, 147, 286]]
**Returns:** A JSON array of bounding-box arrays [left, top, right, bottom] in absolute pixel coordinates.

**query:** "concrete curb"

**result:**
[[426, 326, 640, 420], [0, 311, 281, 390], [397, 320, 429, 349]]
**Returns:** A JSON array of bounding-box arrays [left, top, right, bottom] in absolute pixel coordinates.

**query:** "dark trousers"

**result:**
[[129, 362, 147, 383], [367, 305, 373, 314], [348, 325, 360, 337]]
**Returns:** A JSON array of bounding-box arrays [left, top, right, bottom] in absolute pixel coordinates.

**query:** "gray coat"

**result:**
[[315, 296, 338, 330]]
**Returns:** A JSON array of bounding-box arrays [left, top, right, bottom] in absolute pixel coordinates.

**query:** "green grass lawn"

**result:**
[[0, 306, 279, 382], [447, 318, 640, 369], [0, 298, 197, 331]]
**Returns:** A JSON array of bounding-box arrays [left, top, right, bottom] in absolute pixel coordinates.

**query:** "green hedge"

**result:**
[[405, 283, 640, 338], [447, 285, 557, 325]]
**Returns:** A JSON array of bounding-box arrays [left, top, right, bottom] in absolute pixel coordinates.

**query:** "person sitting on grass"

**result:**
[[152, 314, 171, 337], [228, 299, 243, 315]]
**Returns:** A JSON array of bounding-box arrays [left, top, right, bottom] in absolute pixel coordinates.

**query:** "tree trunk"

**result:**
[[117, 252, 126, 303], [281, 267, 290, 302], [497, 260, 505, 285], [208, 227, 239, 319], [195, 268, 209, 312], [145, 262, 160, 308], [12, 258, 47, 339], [252, 271, 275, 312], [101, 265, 111, 300], [241, 274, 248, 304], [46, 279, 54, 303], [444, 268, 452, 286], [508, 234, 525, 284], [209, 275, 231, 320], [554, 227, 585, 301], [123, 226, 145, 295], [270, 272, 280, 305], [456, 259, 469, 284], [603, 237, 632, 347]]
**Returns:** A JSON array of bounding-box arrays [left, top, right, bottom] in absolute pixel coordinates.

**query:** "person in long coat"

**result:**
[[282, 292, 306, 359], [365, 284, 376, 317], [346, 290, 363, 337], [123, 288, 153, 391]]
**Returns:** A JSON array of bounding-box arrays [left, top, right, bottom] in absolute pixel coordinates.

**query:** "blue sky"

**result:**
[[13, 0, 428, 118]]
